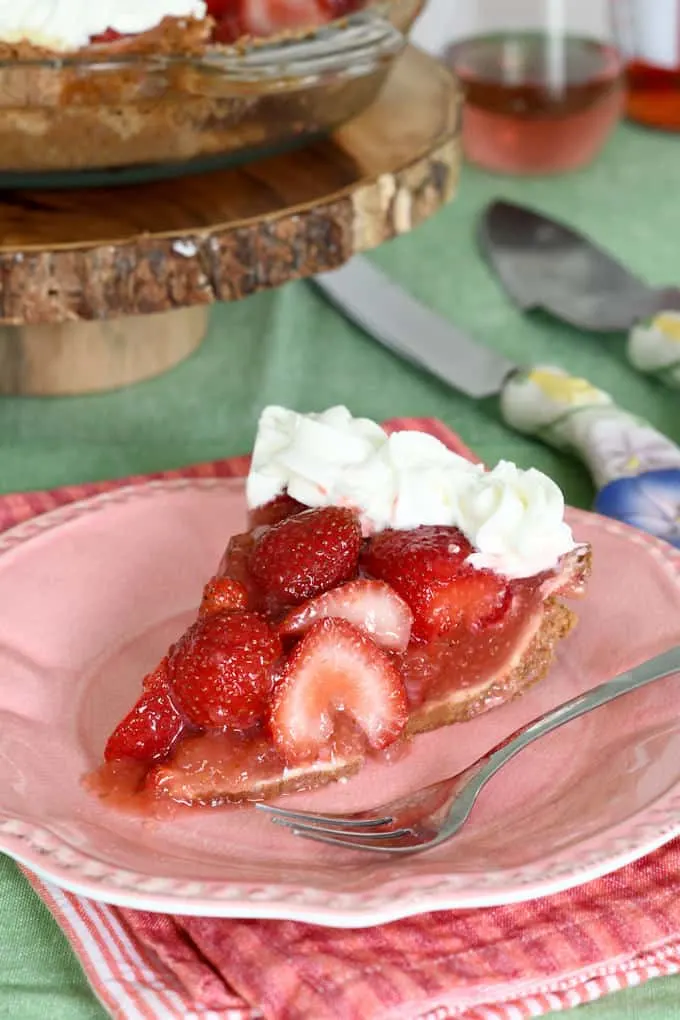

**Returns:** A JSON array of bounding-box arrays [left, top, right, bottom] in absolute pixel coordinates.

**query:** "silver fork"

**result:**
[[257, 644, 680, 854]]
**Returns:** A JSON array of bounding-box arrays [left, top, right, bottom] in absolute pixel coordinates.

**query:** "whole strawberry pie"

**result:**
[[92, 406, 591, 809], [0, 0, 368, 55]]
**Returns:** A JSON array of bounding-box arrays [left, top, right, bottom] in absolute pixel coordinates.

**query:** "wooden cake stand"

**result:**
[[0, 46, 461, 396]]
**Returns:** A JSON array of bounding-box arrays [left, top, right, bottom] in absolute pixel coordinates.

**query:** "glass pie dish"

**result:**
[[0, 0, 424, 187]]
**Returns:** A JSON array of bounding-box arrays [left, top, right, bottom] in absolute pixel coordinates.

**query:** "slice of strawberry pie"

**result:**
[[93, 406, 590, 809]]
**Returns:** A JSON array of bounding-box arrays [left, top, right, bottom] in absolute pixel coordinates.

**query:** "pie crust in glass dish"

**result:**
[[0, 0, 425, 177]]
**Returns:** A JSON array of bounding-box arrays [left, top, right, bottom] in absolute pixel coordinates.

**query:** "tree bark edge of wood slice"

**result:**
[[0, 47, 461, 326]]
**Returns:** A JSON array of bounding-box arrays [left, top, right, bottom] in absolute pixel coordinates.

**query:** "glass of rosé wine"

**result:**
[[443, 0, 624, 175]]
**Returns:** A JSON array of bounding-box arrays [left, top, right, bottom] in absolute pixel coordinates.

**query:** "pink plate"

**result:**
[[0, 478, 679, 927]]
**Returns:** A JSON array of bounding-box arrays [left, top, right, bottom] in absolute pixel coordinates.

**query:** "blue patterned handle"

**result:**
[[500, 367, 680, 482], [499, 367, 680, 547], [594, 470, 680, 549]]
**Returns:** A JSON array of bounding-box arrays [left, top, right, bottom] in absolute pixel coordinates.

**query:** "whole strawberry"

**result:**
[[169, 612, 281, 730], [249, 506, 362, 604]]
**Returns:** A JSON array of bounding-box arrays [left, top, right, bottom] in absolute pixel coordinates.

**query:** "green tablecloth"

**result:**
[[1, 122, 679, 1020]]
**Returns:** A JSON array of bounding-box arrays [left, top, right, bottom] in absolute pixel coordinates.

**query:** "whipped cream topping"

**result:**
[[247, 406, 576, 579], [0, 0, 207, 51], [460, 461, 575, 579]]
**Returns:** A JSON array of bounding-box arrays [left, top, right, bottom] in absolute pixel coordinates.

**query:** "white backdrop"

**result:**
[[410, 0, 610, 56]]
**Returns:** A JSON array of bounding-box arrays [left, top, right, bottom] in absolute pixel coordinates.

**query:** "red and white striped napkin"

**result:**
[[5, 418, 680, 1020]]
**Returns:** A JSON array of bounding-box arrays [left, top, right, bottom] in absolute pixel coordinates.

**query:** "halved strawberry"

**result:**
[[269, 618, 408, 761], [248, 492, 306, 529], [249, 506, 362, 604], [199, 576, 248, 618], [169, 611, 281, 730], [362, 525, 510, 640], [280, 579, 413, 652], [104, 684, 184, 763]]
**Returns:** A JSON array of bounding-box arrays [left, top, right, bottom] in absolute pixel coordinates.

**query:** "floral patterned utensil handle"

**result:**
[[501, 366, 680, 548], [628, 312, 680, 390]]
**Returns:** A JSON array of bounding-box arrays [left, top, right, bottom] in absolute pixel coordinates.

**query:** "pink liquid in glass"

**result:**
[[449, 33, 624, 175]]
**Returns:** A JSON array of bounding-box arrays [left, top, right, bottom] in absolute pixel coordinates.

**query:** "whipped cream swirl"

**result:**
[[247, 406, 576, 579], [0, 0, 207, 51]]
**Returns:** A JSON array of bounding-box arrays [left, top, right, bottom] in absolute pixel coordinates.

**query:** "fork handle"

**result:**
[[442, 644, 680, 839]]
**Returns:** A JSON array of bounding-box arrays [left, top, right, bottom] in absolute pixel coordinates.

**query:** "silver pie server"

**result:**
[[479, 199, 680, 389]]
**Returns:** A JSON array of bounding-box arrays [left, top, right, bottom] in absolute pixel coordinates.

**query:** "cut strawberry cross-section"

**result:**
[[249, 505, 362, 604], [362, 525, 510, 640], [269, 617, 408, 761], [280, 579, 413, 652]]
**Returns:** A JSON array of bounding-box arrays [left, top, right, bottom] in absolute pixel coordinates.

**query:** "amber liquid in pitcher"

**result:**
[[625, 61, 680, 131], [449, 32, 624, 174]]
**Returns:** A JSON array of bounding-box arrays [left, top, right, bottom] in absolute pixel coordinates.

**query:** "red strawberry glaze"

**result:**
[[218, 530, 257, 588], [399, 581, 545, 709]]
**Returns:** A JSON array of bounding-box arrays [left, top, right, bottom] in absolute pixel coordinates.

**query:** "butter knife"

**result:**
[[314, 257, 680, 548]]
